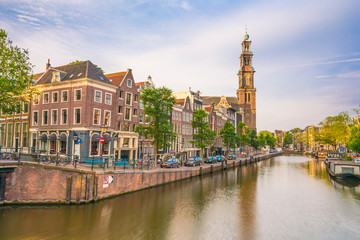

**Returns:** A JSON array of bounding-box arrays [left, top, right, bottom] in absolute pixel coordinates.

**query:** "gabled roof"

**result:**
[[35, 61, 111, 85], [32, 72, 44, 81], [105, 71, 127, 86], [202, 96, 240, 111]]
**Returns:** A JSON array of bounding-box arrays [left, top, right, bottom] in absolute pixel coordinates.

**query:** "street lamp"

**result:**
[[100, 124, 108, 160]]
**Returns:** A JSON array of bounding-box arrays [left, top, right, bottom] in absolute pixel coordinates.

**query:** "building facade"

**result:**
[[29, 60, 117, 160]]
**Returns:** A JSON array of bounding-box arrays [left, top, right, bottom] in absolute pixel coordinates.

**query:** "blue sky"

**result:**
[[1, 0, 360, 132]]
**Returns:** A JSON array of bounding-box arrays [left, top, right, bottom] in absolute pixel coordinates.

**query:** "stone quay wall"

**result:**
[[0, 152, 281, 205]]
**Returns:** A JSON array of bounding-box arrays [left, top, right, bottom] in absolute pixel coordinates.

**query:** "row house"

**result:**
[[105, 69, 140, 160], [30, 60, 117, 159], [135, 76, 155, 159], [205, 103, 226, 155], [0, 102, 30, 151]]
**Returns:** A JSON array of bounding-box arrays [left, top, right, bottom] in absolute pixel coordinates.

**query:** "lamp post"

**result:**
[[100, 124, 108, 160]]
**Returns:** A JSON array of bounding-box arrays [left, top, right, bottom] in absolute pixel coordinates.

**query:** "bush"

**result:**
[[345, 155, 353, 161]]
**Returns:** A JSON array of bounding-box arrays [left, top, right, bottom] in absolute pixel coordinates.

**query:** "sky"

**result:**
[[1, 0, 360, 132]]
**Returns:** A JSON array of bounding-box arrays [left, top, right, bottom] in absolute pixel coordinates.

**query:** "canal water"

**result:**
[[1, 155, 360, 240]]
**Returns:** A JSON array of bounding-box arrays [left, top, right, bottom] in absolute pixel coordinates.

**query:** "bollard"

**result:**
[[91, 156, 94, 171], [103, 157, 106, 171]]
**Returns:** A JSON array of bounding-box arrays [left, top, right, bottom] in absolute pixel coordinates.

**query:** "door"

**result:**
[[0, 174, 5, 202], [74, 141, 80, 157], [120, 150, 130, 161]]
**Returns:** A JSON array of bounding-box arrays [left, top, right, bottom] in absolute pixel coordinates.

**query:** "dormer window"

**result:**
[[52, 72, 60, 82]]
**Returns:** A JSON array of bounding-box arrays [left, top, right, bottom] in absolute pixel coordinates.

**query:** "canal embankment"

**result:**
[[0, 152, 281, 205]]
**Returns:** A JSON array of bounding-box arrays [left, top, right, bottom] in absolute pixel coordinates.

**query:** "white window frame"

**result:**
[[33, 110, 39, 126], [52, 91, 59, 103], [124, 107, 131, 120], [105, 93, 112, 105], [60, 108, 68, 125], [51, 109, 58, 125], [33, 95, 40, 105], [93, 108, 101, 125], [125, 92, 132, 106], [127, 79, 132, 87], [42, 110, 49, 125], [61, 90, 68, 102], [74, 107, 81, 124], [94, 90, 102, 103], [104, 110, 111, 126], [74, 89, 82, 101], [43, 93, 49, 104]]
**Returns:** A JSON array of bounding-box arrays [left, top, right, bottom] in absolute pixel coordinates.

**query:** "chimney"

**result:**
[[46, 59, 51, 71]]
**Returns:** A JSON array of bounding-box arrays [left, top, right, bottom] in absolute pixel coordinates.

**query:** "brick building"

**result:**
[[29, 60, 117, 160]]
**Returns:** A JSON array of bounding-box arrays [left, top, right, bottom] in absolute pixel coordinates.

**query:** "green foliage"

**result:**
[[135, 87, 176, 162], [258, 130, 276, 148], [0, 29, 37, 113], [237, 122, 249, 149], [248, 129, 259, 150], [283, 132, 293, 146], [316, 112, 352, 148], [220, 121, 237, 158], [190, 109, 216, 159], [347, 126, 360, 153]]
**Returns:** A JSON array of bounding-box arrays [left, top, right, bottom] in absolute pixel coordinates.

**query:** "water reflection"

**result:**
[[1, 156, 360, 240]]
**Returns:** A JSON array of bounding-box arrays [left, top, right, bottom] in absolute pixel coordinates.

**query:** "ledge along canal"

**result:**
[[1, 155, 360, 240]]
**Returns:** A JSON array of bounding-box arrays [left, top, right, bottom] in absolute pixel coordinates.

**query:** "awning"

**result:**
[[57, 133, 67, 141], [91, 133, 101, 141], [103, 134, 111, 142], [47, 133, 57, 141], [39, 133, 47, 141]]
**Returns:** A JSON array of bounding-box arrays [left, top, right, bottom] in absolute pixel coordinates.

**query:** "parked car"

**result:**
[[184, 157, 202, 167], [161, 158, 180, 168], [205, 156, 217, 164], [228, 154, 236, 160], [215, 155, 225, 162]]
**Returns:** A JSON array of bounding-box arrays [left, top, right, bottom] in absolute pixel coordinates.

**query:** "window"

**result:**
[[15, 123, 20, 138], [123, 122, 130, 131], [93, 109, 101, 125], [0, 124, 5, 146], [123, 138, 129, 147], [74, 108, 81, 124], [127, 79, 132, 87], [117, 122, 121, 131], [119, 90, 123, 99], [52, 92, 58, 103], [132, 124, 136, 132], [23, 102, 29, 113], [105, 93, 111, 105], [42, 110, 48, 125], [61, 109, 68, 125], [104, 111, 111, 126], [33, 111, 39, 126], [51, 109, 58, 125], [22, 122, 28, 147], [118, 106, 122, 114], [139, 113, 143, 123], [139, 100, 143, 109], [75, 89, 82, 101], [43, 93, 49, 104], [33, 96, 39, 105], [125, 108, 131, 120], [125, 93, 132, 105], [6, 123, 13, 147], [62, 90, 68, 102], [133, 109, 137, 116], [134, 94, 138, 102], [94, 90, 102, 103]]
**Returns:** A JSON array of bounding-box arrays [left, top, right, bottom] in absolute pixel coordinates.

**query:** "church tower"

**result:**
[[236, 29, 256, 129]]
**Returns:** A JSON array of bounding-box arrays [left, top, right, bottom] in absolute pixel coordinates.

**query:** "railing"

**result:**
[[0, 146, 157, 171]]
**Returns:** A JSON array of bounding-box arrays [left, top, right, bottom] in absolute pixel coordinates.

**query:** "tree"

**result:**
[[237, 122, 249, 151], [220, 121, 237, 160], [258, 130, 276, 149], [347, 126, 360, 153], [248, 129, 259, 151], [0, 29, 37, 113], [190, 109, 216, 162], [283, 132, 293, 146], [135, 87, 176, 165]]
